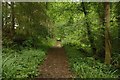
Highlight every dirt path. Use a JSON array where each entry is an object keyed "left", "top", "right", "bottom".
[{"left": 38, "top": 42, "right": 73, "bottom": 78}]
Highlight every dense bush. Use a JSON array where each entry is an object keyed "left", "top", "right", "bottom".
[
  {"left": 2, "top": 48, "right": 46, "bottom": 78},
  {"left": 64, "top": 45, "right": 118, "bottom": 78}
]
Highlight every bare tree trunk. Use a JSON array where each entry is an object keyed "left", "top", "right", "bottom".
[{"left": 104, "top": 2, "right": 111, "bottom": 64}]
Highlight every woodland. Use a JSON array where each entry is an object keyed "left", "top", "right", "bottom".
[{"left": 2, "top": 2, "right": 120, "bottom": 79}]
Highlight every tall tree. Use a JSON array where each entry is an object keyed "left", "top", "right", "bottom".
[
  {"left": 93, "top": 3, "right": 105, "bottom": 59},
  {"left": 104, "top": 2, "right": 111, "bottom": 64},
  {"left": 81, "top": 2, "right": 97, "bottom": 55}
]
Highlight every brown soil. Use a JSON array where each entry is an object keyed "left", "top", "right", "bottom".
[{"left": 38, "top": 42, "right": 73, "bottom": 78}]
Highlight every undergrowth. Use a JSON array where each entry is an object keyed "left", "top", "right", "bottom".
[
  {"left": 2, "top": 48, "right": 46, "bottom": 79},
  {"left": 64, "top": 45, "right": 119, "bottom": 78}
]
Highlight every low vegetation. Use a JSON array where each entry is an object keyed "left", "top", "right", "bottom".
[
  {"left": 64, "top": 45, "right": 119, "bottom": 78},
  {"left": 2, "top": 48, "right": 46, "bottom": 78}
]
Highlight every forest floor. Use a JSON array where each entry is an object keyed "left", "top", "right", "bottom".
[{"left": 38, "top": 41, "right": 73, "bottom": 78}]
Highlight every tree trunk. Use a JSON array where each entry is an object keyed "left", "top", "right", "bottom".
[
  {"left": 11, "top": 2, "right": 15, "bottom": 40},
  {"left": 116, "top": 2, "right": 120, "bottom": 53},
  {"left": 118, "top": 15, "right": 120, "bottom": 53},
  {"left": 81, "top": 2, "right": 97, "bottom": 55},
  {"left": 96, "top": 3, "right": 105, "bottom": 59},
  {"left": 5, "top": 2, "right": 8, "bottom": 28},
  {"left": 104, "top": 2, "right": 111, "bottom": 64}
]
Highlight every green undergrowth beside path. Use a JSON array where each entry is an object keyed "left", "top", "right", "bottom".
[
  {"left": 2, "top": 48, "right": 46, "bottom": 78},
  {"left": 64, "top": 45, "right": 119, "bottom": 78}
]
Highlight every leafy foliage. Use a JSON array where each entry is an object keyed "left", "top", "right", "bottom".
[
  {"left": 2, "top": 2, "right": 120, "bottom": 79},
  {"left": 64, "top": 45, "right": 118, "bottom": 78},
  {"left": 2, "top": 48, "right": 45, "bottom": 78}
]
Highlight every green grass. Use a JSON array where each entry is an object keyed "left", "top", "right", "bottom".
[
  {"left": 2, "top": 48, "right": 46, "bottom": 78},
  {"left": 64, "top": 45, "right": 118, "bottom": 78}
]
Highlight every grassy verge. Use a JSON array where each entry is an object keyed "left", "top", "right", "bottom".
[
  {"left": 2, "top": 48, "right": 46, "bottom": 79},
  {"left": 64, "top": 45, "right": 118, "bottom": 78}
]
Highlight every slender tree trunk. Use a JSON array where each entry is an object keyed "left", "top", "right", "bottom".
[
  {"left": 81, "top": 2, "right": 97, "bottom": 55},
  {"left": 104, "top": 2, "right": 111, "bottom": 64},
  {"left": 5, "top": 2, "right": 7, "bottom": 28},
  {"left": 2, "top": 2, "right": 9, "bottom": 37},
  {"left": 2, "top": 3, "right": 8, "bottom": 31},
  {"left": 2, "top": 3, "right": 4, "bottom": 29},
  {"left": 11, "top": 2, "right": 15, "bottom": 40},
  {"left": 97, "top": 3, "right": 105, "bottom": 59},
  {"left": 118, "top": 16, "right": 120, "bottom": 53},
  {"left": 116, "top": 2, "right": 120, "bottom": 53}
]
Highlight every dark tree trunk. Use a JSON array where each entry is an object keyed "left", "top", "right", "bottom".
[
  {"left": 116, "top": 2, "right": 120, "bottom": 53},
  {"left": 96, "top": 3, "right": 105, "bottom": 59},
  {"left": 5, "top": 2, "right": 8, "bottom": 28},
  {"left": 118, "top": 16, "right": 120, "bottom": 52},
  {"left": 11, "top": 2, "right": 15, "bottom": 40},
  {"left": 81, "top": 2, "right": 97, "bottom": 55}
]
